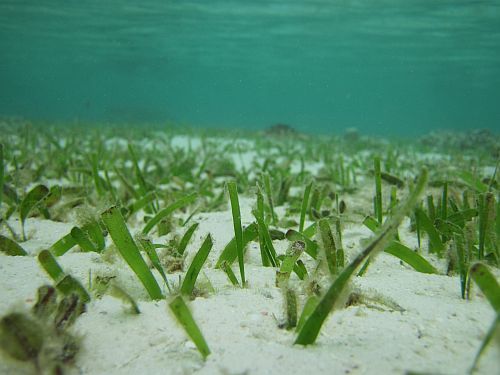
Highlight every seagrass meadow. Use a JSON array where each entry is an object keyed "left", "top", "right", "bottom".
[{"left": 0, "top": 121, "right": 499, "bottom": 375}]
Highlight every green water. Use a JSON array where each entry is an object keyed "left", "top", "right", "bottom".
[{"left": 1, "top": 1, "right": 499, "bottom": 136}]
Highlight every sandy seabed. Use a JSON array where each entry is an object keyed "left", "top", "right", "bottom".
[{"left": 0, "top": 130, "right": 498, "bottom": 375}]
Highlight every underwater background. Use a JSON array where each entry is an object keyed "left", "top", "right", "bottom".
[{"left": 0, "top": 0, "right": 499, "bottom": 136}]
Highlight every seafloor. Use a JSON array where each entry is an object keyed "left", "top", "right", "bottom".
[{"left": 0, "top": 121, "right": 499, "bottom": 375}]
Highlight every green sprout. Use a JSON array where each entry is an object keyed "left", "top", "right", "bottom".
[
  {"left": 19, "top": 184, "right": 50, "bottom": 241},
  {"left": 101, "top": 206, "right": 163, "bottom": 300},
  {"left": 299, "top": 181, "right": 313, "bottom": 233},
  {"left": 180, "top": 234, "right": 213, "bottom": 296},
  {"left": 227, "top": 181, "right": 245, "bottom": 286},
  {"left": 374, "top": 156, "right": 383, "bottom": 224},
  {"left": 168, "top": 295, "right": 211, "bottom": 359},
  {"left": 177, "top": 223, "right": 199, "bottom": 256},
  {"left": 142, "top": 193, "right": 197, "bottom": 235},
  {"left": 0, "top": 234, "right": 27, "bottom": 256},
  {"left": 468, "top": 262, "right": 500, "bottom": 372}
]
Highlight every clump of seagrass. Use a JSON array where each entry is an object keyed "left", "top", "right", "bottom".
[
  {"left": 0, "top": 285, "right": 85, "bottom": 374},
  {"left": 295, "top": 168, "right": 428, "bottom": 345}
]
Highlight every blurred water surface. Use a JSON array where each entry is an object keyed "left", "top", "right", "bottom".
[{"left": 1, "top": 1, "right": 499, "bottom": 135}]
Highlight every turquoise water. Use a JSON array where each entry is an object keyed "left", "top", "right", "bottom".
[{"left": 1, "top": 1, "right": 499, "bottom": 136}]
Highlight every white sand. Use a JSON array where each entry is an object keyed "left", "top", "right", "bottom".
[{"left": 0, "top": 136, "right": 498, "bottom": 375}]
